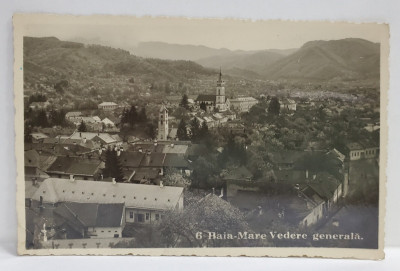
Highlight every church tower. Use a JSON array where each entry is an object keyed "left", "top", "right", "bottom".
[
  {"left": 157, "top": 104, "right": 169, "bottom": 140},
  {"left": 215, "top": 68, "right": 226, "bottom": 111}
]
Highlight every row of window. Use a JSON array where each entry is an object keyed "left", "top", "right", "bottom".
[{"left": 128, "top": 211, "right": 160, "bottom": 222}]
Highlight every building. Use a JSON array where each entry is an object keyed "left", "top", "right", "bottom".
[
  {"left": 157, "top": 105, "right": 169, "bottom": 141},
  {"left": 230, "top": 97, "right": 258, "bottom": 112},
  {"left": 32, "top": 178, "right": 184, "bottom": 224},
  {"left": 98, "top": 102, "right": 118, "bottom": 111},
  {"left": 280, "top": 98, "right": 297, "bottom": 111},
  {"left": 346, "top": 142, "right": 379, "bottom": 161},
  {"left": 53, "top": 202, "right": 125, "bottom": 239},
  {"left": 69, "top": 132, "right": 121, "bottom": 146},
  {"left": 196, "top": 70, "right": 230, "bottom": 112},
  {"left": 45, "top": 156, "right": 103, "bottom": 181}
]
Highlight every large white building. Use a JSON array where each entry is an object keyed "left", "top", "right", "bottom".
[
  {"left": 32, "top": 178, "right": 184, "bottom": 225},
  {"left": 230, "top": 97, "right": 258, "bottom": 112}
]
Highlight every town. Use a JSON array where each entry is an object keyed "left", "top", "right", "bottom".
[{"left": 23, "top": 37, "right": 380, "bottom": 249}]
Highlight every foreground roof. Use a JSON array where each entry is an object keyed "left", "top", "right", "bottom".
[{"left": 32, "top": 178, "right": 184, "bottom": 211}]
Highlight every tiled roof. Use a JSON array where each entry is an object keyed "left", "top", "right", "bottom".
[
  {"left": 46, "top": 156, "right": 101, "bottom": 176},
  {"left": 32, "top": 178, "right": 184, "bottom": 211}
]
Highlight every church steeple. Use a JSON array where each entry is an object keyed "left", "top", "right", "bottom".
[
  {"left": 157, "top": 104, "right": 169, "bottom": 140},
  {"left": 215, "top": 68, "right": 226, "bottom": 111}
]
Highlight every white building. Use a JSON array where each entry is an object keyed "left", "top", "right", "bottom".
[
  {"left": 98, "top": 102, "right": 118, "bottom": 111},
  {"left": 230, "top": 97, "right": 258, "bottom": 112},
  {"left": 32, "top": 178, "right": 184, "bottom": 225}
]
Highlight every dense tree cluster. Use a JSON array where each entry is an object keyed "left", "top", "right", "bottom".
[{"left": 103, "top": 147, "right": 124, "bottom": 182}]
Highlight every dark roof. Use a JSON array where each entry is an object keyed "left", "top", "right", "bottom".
[
  {"left": 196, "top": 94, "right": 216, "bottom": 103},
  {"left": 132, "top": 168, "right": 160, "bottom": 182},
  {"left": 223, "top": 166, "right": 253, "bottom": 180},
  {"left": 164, "top": 153, "right": 189, "bottom": 168},
  {"left": 120, "top": 152, "right": 145, "bottom": 168},
  {"left": 140, "top": 153, "right": 166, "bottom": 167},
  {"left": 96, "top": 204, "right": 125, "bottom": 227},
  {"left": 54, "top": 202, "right": 124, "bottom": 228},
  {"left": 46, "top": 156, "right": 101, "bottom": 176}
]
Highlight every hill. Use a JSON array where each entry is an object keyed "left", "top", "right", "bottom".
[
  {"left": 23, "top": 37, "right": 216, "bottom": 89},
  {"left": 132, "top": 41, "right": 234, "bottom": 61},
  {"left": 263, "top": 38, "right": 380, "bottom": 81},
  {"left": 196, "top": 50, "right": 284, "bottom": 77}
]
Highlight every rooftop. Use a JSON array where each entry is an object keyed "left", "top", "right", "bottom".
[{"left": 32, "top": 178, "right": 184, "bottom": 211}]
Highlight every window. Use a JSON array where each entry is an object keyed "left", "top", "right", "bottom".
[
  {"left": 129, "top": 211, "right": 133, "bottom": 219},
  {"left": 146, "top": 213, "right": 150, "bottom": 220},
  {"left": 155, "top": 214, "right": 160, "bottom": 220}
]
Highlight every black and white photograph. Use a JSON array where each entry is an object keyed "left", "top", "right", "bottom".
[{"left": 13, "top": 14, "right": 388, "bottom": 258}]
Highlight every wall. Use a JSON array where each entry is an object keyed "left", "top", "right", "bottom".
[{"left": 89, "top": 226, "right": 123, "bottom": 238}]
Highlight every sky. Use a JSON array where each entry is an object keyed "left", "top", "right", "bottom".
[{"left": 21, "top": 15, "right": 387, "bottom": 51}]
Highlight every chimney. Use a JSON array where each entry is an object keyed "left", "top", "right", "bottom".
[
  {"left": 306, "top": 170, "right": 309, "bottom": 179},
  {"left": 170, "top": 143, "right": 174, "bottom": 148},
  {"left": 112, "top": 178, "right": 116, "bottom": 184},
  {"left": 159, "top": 181, "right": 163, "bottom": 188},
  {"left": 69, "top": 175, "right": 75, "bottom": 182},
  {"left": 313, "top": 174, "right": 316, "bottom": 180},
  {"left": 212, "top": 187, "right": 215, "bottom": 194},
  {"left": 83, "top": 137, "right": 87, "bottom": 144},
  {"left": 98, "top": 148, "right": 102, "bottom": 155},
  {"left": 31, "top": 177, "right": 37, "bottom": 186},
  {"left": 117, "top": 150, "right": 121, "bottom": 156},
  {"left": 219, "top": 188, "right": 224, "bottom": 198}
]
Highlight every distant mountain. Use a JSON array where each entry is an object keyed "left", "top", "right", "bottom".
[
  {"left": 132, "top": 42, "right": 298, "bottom": 78},
  {"left": 132, "top": 41, "right": 235, "bottom": 61},
  {"left": 263, "top": 38, "right": 380, "bottom": 81},
  {"left": 196, "top": 50, "right": 285, "bottom": 77}
]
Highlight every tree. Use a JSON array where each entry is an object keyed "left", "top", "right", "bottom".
[
  {"left": 129, "top": 105, "right": 138, "bottom": 126},
  {"left": 103, "top": 147, "right": 124, "bottom": 182},
  {"left": 268, "top": 97, "right": 280, "bottom": 116},
  {"left": 35, "top": 110, "right": 49, "bottom": 127},
  {"left": 145, "top": 123, "right": 156, "bottom": 139},
  {"left": 189, "top": 117, "right": 200, "bottom": 141},
  {"left": 162, "top": 169, "right": 190, "bottom": 187},
  {"left": 158, "top": 192, "right": 251, "bottom": 247},
  {"left": 200, "top": 102, "right": 207, "bottom": 111},
  {"left": 54, "top": 80, "right": 69, "bottom": 93},
  {"left": 177, "top": 119, "right": 188, "bottom": 140},
  {"left": 49, "top": 109, "right": 66, "bottom": 127},
  {"left": 180, "top": 94, "right": 189, "bottom": 110},
  {"left": 138, "top": 107, "right": 147, "bottom": 123},
  {"left": 24, "top": 123, "right": 32, "bottom": 143},
  {"left": 78, "top": 120, "right": 87, "bottom": 132}
]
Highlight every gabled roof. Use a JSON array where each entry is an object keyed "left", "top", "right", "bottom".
[
  {"left": 120, "top": 152, "right": 145, "bottom": 168},
  {"left": 46, "top": 156, "right": 101, "bottom": 176},
  {"left": 164, "top": 154, "right": 189, "bottom": 168},
  {"left": 32, "top": 178, "right": 184, "bottom": 211},
  {"left": 54, "top": 202, "right": 124, "bottom": 228}
]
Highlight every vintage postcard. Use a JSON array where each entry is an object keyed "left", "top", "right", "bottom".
[{"left": 14, "top": 14, "right": 388, "bottom": 258}]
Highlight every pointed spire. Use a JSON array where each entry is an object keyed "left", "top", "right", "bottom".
[{"left": 219, "top": 67, "right": 222, "bottom": 81}]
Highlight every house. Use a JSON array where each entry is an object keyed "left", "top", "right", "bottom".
[
  {"left": 32, "top": 178, "right": 184, "bottom": 224},
  {"left": 24, "top": 150, "right": 55, "bottom": 179},
  {"left": 102, "top": 117, "right": 115, "bottom": 128},
  {"left": 280, "top": 98, "right": 297, "bottom": 111},
  {"left": 45, "top": 156, "right": 103, "bottom": 181},
  {"left": 30, "top": 132, "right": 48, "bottom": 143},
  {"left": 229, "top": 97, "right": 258, "bottom": 112},
  {"left": 53, "top": 202, "right": 125, "bottom": 239},
  {"left": 346, "top": 142, "right": 379, "bottom": 161},
  {"left": 65, "top": 111, "right": 82, "bottom": 120},
  {"left": 69, "top": 132, "right": 121, "bottom": 146},
  {"left": 98, "top": 102, "right": 118, "bottom": 111}
]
